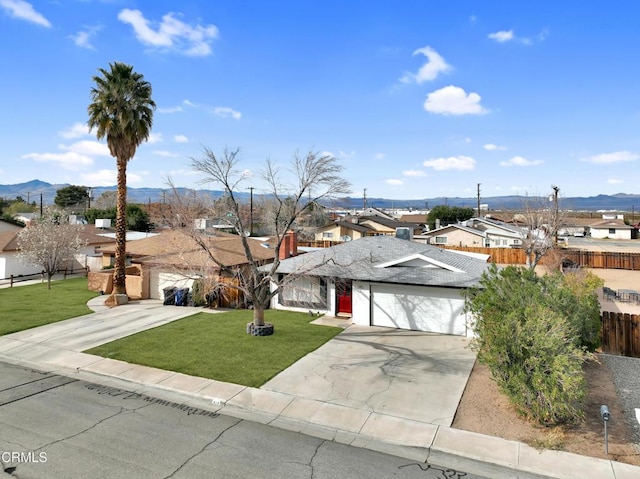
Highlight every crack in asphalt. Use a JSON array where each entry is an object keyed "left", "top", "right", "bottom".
[
  {"left": 163, "top": 419, "right": 243, "bottom": 479},
  {"left": 34, "top": 405, "right": 128, "bottom": 452},
  {"left": 308, "top": 439, "right": 326, "bottom": 479}
]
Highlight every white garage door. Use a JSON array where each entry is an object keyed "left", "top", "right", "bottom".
[{"left": 370, "top": 283, "right": 467, "bottom": 335}]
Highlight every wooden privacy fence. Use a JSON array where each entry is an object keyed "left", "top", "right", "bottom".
[
  {"left": 440, "top": 246, "right": 640, "bottom": 271},
  {"left": 601, "top": 311, "right": 640, "bottom": 358}
]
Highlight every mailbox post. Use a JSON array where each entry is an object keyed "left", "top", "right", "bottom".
[{"left": 600, "top": 405, "right": 610, "bottom": 454}]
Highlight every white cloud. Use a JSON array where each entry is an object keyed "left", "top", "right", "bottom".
[
  {"left": 80, "top": 169, "right": 143, "bottom": 186},
  {"left": 174, "top": 134, "right": 189, "bottom": 143},
  {"left": 59, "top": 140, "right": 110, "bottom": 157},
  {"left": 146, "top": 133, "right": 163, "bottom": 144},
  {"left": 423, "top": 155, "right": 476, "bottom": 171},
  {"left": 489, "top": 28, "right": 548, "bottom": 45},
  {"left": 581, "top": 151, "right": 640, "bottom": 164},
  {"left": 183, "top": 99, "right": 196, "bottom": 107},
  {"left": 402, "top": 170, "right": 427, "bottom": 177},
  {"left": 386, "top": 179, "right": 403, "bottom": 186},
  {"left": 153, "top": 150, "right": 180, "bottom": 157},
  {"left": 59, "top": 122, "right": 90, "bottom": 139},
  {"left": 424, "top": 85, "right": 488, "bottom": 115},
  {"left": 400, "top": 46, "right": 452, "bottom": 84},
  {"left": 488, "top": 30, "right": 514, "bottom": 43},
  {"left": 0, "top": 0, "right": 50, "bottom": 27},
  {"left": 338, "top": 150, "right": 356, "bottom": 159},
  {"left": 483, "top": 143, "right": 507, "bottom": 151},
  {"left": 69, "top": 26, "right": 102, "bottom": 50},
  {"left": 213, "top": 106, "right": 242, "bottom": 120},
  {"left": 499, "top": 156, "right": 544, "bottom": 167},
  {"left": 608, "top": 178, "right": 624, "bottom": 185},
  {"left": 375, "top": 153, "right": 385, "bottom": 160},
  {"left": 158, "top": 105, "right": 184, "bottom": 113},
  {"left": 22, "top": 140, "right": 111, "bottom": 170},
  {"left": 22, "top": 151, "right": 93, "bottom": 170},
  {"left": 117, "top": 8, "right": 218, "bottom": 56}
]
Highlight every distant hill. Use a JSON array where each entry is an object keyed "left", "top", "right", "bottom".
[{"left": 2, "top": 180, "right": 640, "bottom": 212}]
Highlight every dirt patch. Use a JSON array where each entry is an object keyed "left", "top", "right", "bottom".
[{"left": 452, "top": 356, "right": 640, "bottom": 466}]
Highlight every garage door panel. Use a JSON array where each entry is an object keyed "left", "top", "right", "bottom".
[{"left": 371, "top": 284, "right": 466, "bottom": 335}]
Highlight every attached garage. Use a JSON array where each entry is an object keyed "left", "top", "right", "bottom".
[
  {"left": 269, "top": 236, "right": 489, "bottom": 337},
  {"left": 370, "top": 283, "right": 467, "bottom": 335}
]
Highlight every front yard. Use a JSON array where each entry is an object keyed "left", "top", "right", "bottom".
[
  {"left": 0, "top": 278, "right": 99, "bottom": 335},
  {"left": 86, "top": 310, "right": 343, "bottom": 387}
]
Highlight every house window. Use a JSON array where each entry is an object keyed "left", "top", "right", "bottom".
[
  {"left": 609, "top": 228, "right": 616, "bottom": 235},
  {"left": 278, "top": 276, "right": 327, "bottom": 309},
  {"left": 513, "top": 239, "right": 521, "bottom": 245},
  {"left": 434, "top": 236, "right": 447, "bottom": 244},
  {"left": 322, "top": 232, "right": 334, "bottom": 238},
  {"left": 484, "top": 239, "right": 491, "bottom": 247}
]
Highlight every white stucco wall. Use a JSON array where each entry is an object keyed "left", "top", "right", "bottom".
[
  {"left": 590, "top": 227, "right": 631, "bottom": 240},
  {"left": 1, "top": 252, "right": 43, "bottom": 279},
  {"left": 269, "top": 278, "right": 333, "bottom": 315},
  {"left": 351, "top": 281, "right": 371, "bottom": 326},
  {"left": 150, "top": 269, "right": 196, "bottom": 300}
]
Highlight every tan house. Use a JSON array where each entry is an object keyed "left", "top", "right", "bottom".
[
  {"left": 92, "top": 229, "right": 276, "bottom": 303},
  {"left": 315, "top": 216, "right": 422, "bottom": 242}
]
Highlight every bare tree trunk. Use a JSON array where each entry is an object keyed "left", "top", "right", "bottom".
[
  {"left": 252, "top": 305, "right": 265, "bottom": 326},
  {"left": 113, "top": 157, "right": 128, "bottom": 296}
]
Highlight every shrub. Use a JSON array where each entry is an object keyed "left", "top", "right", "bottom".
[{"left": 466, "top": 265, "right": 597, "bottom": 426}]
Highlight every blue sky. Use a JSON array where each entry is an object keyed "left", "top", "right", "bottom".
[{"left": 2, "top": 1, "right": 640, "bottom": 201}]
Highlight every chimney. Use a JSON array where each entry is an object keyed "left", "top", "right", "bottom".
[
  {"left": 279, "top": 234, "right": 291, "bottom": 260},
  {"left": 279, "top": 231, "right": 298, "bottom": 260},
  {"left": 435, "top": 218, "right": 441, "bottom": 229},
  {"left": 289, "top": 230, "right": 298, "bottom": 257}
]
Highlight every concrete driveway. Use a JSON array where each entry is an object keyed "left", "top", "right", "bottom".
[{"left": 261, "top": 325, "right": 477, "bottom": 427}]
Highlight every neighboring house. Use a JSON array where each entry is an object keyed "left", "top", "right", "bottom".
[
  {"left": 0, "top": 226, "right": 113, "bottom": 280},
  {"left": 358, "top": 216, "right": 422, "bottom": 236},
  {"left": 0, "top": 219, "right": 22, "bottom": 233},
  {"left": 314, "top": 220, "right": 373, "bottom": 242},
  {"left": 95, "top": 229, "right": 276, "bottom": 301},
  {"left": 421, "top": 217, "right": 522, "bottom": 248},
  {"left": 268, "top": 235, "right": 489, "bottom": 336},
  {"left": 398, "top": 214, "right": 428, "bottom": 228},
  {"left": 420, "top": 224, "right": 486, "bottom": 247},
  {"left": 589, "top": 219, "right": 633, "bottom": 240},
  {"left": 360, "top": 207, "right": 394, "bottom": 220}
]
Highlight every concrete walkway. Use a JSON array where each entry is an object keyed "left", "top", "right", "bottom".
[{"left": 0, "top": 297, "right": 638, "bottom": 479}]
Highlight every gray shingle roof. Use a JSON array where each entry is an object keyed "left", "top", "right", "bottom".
[{"left": 270, "top": 235, "right": 489, "bottom": 288}]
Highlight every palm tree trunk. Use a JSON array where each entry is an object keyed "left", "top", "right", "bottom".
[{"left": 113, "top": 157, "right": 128, "bottom": 296}]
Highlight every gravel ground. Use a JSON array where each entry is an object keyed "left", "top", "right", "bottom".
[{"left": 601, "top": 354, "right": 640, "bottom": 444}]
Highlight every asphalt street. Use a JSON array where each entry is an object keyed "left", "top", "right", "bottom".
[{"left": 0, "top": 361, "right": 486, "bottom": 479}]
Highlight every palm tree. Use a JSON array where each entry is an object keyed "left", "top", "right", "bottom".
[{"left": 88, "top": 62, "right": 155, "bottom": 300}]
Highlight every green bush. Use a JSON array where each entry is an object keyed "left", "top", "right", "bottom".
[{"left": 466, "top": 265, "right": 598, "bottom": 426}]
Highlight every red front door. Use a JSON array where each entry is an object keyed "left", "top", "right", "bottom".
[{"left": 336, "top": 280, "right": 352, "bottom": 315}]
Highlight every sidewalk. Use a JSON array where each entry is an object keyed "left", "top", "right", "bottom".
[{"left": 0, "top": 297, "right": 638, "bottom": 479}]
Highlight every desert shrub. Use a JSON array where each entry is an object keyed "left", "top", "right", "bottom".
[{"left": 466, "top": 265, "right": 597, "bottom": 425}]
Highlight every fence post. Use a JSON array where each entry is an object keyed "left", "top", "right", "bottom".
[{"left": 10, "top": 275, "right": 14, "bottom": 287}]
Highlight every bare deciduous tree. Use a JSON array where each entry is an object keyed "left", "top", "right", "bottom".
[
  {"left": 516, "top": 188, "right": 563, "bottom": 270},
  {"left": 169, "top": 148, "right": 350, "bottom": 332},
  {"left": 17, "top": 208, "right": 87, "bottom": 289}
]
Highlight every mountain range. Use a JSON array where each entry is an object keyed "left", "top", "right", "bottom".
[{"left": 2, "top": 179, "right": 640, "bottom": 212}]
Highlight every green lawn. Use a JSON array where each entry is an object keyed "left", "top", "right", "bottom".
[
  {"left": 86, "top": 310, "right": 343, "bottom": 387},
  {"left": 0, "top": 277, "right": 99, "bottom": 335}
]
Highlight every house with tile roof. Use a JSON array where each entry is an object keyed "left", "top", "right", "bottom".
[{"left": 267, "top": 235, "right": 489, "bottom": 336}]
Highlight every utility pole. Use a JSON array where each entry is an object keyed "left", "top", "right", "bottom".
[
  {"left": 477, "top": 183, "right": 481, "bottom": 218},
  {"left": 248, "top": 187, "right": 254, "bottom": 236},
  {"left": 363, "top": 188, "right": 367, "bottom": 210},
  {"left": 552, "top": 185, "right": 560, "bottom": 245}
]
